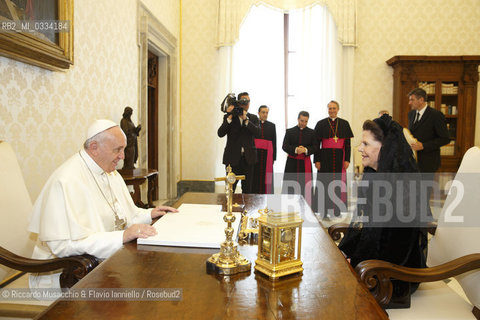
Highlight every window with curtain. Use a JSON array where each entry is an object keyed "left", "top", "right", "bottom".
[{"left": 232, "top": 3, "right": 339, "bottom": 188}]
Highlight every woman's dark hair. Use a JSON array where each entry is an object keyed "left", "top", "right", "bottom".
[
  {"left": 362, "top": 120, "right": 384, "bottom": 144},
  {"left": 364, "top": 114, "right": 418, "bottom": 173}
]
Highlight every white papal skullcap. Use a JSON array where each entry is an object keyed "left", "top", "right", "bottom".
[{"left": 86, "top": 119, "right": 118, "bottom": 140}]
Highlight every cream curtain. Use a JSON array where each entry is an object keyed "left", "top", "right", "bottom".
[
  {"left": 219, "top": 4, "right": 355, "bottom": 187},
  {"left": 216, "top": 0, "right": 357, "bottom": 47},
  {"left": 215, "top": 1, "right": 357, "bottom": 184},
  {"left": 285, "top": 5, "right": 341, "bottom": 128}
]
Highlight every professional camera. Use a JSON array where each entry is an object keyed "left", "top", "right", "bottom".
[{"left": 220, "top": 93, "right": 249, "bottom": 117}]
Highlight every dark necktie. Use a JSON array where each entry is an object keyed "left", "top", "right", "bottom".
[{"left": 414, "top": 112, "right": 420, "bottom": 124}]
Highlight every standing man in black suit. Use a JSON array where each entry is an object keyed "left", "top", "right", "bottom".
[
  {"left": 408, "top": 88, "right": 450, "bottom": 203},
  {"left": 408, "top": 88, "right": 450, "bottom": 173},
  {"left": 218, "top": 92, "right": 260, "bottom": 193}
]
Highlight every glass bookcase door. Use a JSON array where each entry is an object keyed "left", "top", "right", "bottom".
[
  {"left": 388, "top": 55, "right": 480, "bottom": 172},
  {"left": 419, "top": 81, "right": 457, "bottom": 157},
  {"left": 419, "top": 81, "right": 436, "bottom": 109},
  {"left": 440, "top": 82, "right": 458, "bottom": 157}
]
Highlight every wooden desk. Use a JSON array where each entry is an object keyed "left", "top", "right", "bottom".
[
  {"left": 36, "top": 193, "right": 387, "bottom": 319},
  {"left": 117, "top": 168, "right": 158, "bottom": 208}
]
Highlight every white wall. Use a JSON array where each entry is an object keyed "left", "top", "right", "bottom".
[
  {"left": 0, "top": 0, "right": 180, "bottom": 200},
  {"left": 179, "top": 0, "right": 480, "bottom": 181},
  {"left": 141, "top": 0, "right": 180, "bottom": 40},
  {"left": 352, "top": 0, "right": 480, "bottom": 147},
  {"left": 181, "top": 0, "right": 223, "bottom": 181}
]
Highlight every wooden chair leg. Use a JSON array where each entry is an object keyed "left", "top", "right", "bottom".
[{"left": 472, "top": 306, "right": 480, "bottom": 320}]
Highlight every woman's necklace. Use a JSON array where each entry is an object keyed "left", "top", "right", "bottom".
[
  {"left": 79, "top": 152, "right": 127, "bottom": 230},
  {"left": 328, "top": 118, "right": 339, "bottom": 142}
]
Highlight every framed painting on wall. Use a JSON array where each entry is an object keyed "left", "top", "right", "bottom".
[{"left": 0, "top": 0, "right": 73, "bottom": 70}]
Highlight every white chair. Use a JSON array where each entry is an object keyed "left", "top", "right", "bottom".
[
  {"left": 0, "top": 141, "right": 98, "bottom": 318},
  {"left": 355, "top": 146, "right": 480, "bottom": 319}
]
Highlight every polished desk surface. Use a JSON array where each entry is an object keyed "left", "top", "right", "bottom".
[
  {"left": 117, "top": 168, "right": 158, "bottom": 181},
  {"left": 37, "top": 193, "right": 387, "bottom": 320}
]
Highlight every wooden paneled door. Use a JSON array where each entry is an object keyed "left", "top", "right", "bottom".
[{"left": 147, "top": 50, "right": 159, "bottom": 201}]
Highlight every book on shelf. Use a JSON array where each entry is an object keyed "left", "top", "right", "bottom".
[
  {"left": 440, "top": 141, "right": 455, "bottom": 156},
  {"left": 419, "top": 82, "right": 435, "bottom": 94},
  {"left": 447, "top": 122, "right": 456, "bottom": 138},
  {"left": 441, "top": 83, "right": 458, "bottom": 94},
  {"left": 441, "top": 104, "right": 447, "bottom": 114},
  {"left": 440, "top": 104, "right": 458, "bottom": 115}
]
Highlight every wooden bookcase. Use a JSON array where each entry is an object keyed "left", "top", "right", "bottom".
[{"left": 387, "top": 56, "right": 480, "bottom": 172}]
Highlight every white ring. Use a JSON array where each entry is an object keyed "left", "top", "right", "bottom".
[{"left": 138, "top": 229, "right": 141, "bottom": 234}]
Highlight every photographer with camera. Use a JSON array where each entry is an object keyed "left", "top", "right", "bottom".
[{"left": 218, "top": 92, "right": 260, "bottom": 193}]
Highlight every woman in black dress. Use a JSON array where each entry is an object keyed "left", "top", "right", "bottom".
[{"left": 339, "top": 114, "right": 431, "bottom": 308}]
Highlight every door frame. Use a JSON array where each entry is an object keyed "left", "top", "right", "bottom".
[{"left": 137, "top": 3, "right": 178, "bottom": 200}]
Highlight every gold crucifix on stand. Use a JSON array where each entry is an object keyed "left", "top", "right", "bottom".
[{"left": 206, "top": 165, "right": 251, "bottom": 275}]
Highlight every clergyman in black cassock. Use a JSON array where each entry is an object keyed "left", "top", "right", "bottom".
[
  {"left": 313, "top": 101, "right": 353, "bottom": 217},
  {"left": 252, "top": 106, "right": 277, "bottom": 194},
  {"left": 282, "top": 111, "right": 317, "bottom": 204}
]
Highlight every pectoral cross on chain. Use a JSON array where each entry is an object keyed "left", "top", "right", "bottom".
[{"left": 114, "top": 216, "right": 127, "bottom": 231}]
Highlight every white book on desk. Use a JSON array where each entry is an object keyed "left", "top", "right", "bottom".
[{"left": 137, "top": 203, "right": 241, "bottom": 248}]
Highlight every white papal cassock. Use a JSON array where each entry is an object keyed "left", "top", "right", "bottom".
[{"left": 28, "top": 149, "right": 152, "bottom": 289}]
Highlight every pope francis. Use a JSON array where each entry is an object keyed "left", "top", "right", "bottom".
[{"left": 28, "top": 119, "right": 178, "bottom": 289}]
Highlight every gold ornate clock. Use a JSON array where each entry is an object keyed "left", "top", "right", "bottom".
[{"left": 255, "top": 211, "right": 303, "bottom": 280}]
